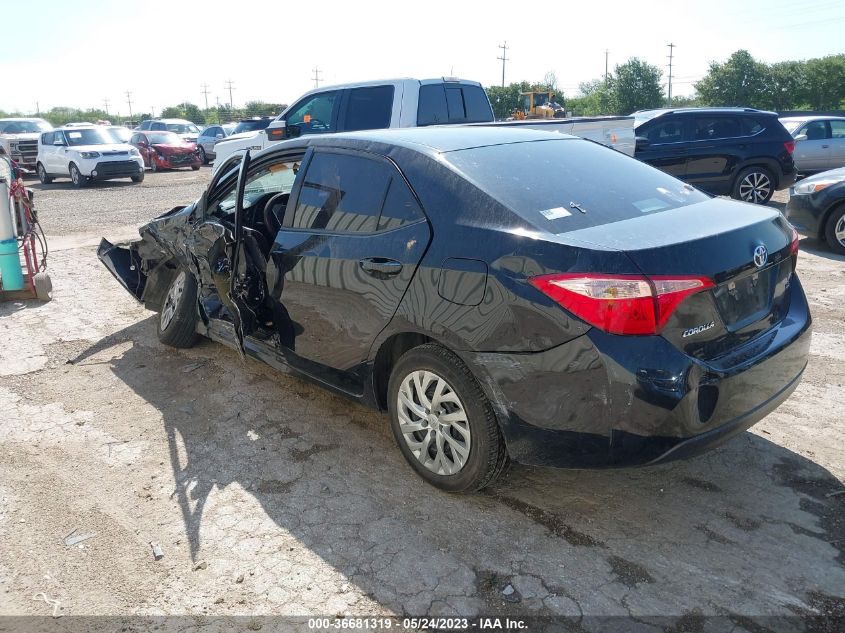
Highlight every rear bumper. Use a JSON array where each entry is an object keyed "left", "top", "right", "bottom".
[{"left": 466, "top": 276, "right": 812, "bottom": 469}]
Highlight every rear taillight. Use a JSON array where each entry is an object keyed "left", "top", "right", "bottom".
[
  {"left": 784, "top": 140, "right": 796, "bottom": 154},
  {"left": 790, "top": 226, "right": 799, "bottom": 256},
  {"left": 529, "top": 273, "right": 715, "bottom": 336}
]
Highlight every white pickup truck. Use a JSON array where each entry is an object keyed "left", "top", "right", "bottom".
[{"left": 212, "top": 78, "right": 635, "bottom": 172}]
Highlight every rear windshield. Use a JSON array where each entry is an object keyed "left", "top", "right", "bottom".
[
  {"left": 444, "top": 139, "right": 708, "bottom": 233},
  {"left": 417, "top": 84, "right": 493, "bottom": 126}
]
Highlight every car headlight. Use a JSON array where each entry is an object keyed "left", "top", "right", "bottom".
[
  {"left": 793, "top": 178, "right": 843, "bottom": 194},
  {"left": 79, "top": 151, "right": 101, "bottom": 159},
  {"left": 129, "top": 148, "right": 140, "bottom": 156}
]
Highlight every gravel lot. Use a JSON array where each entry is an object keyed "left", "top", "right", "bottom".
[{"left": 1, "top": 169, "right": 844, "bottom": 629}]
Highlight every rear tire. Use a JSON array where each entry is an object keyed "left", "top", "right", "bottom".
[
  {"left": 37, "top": 163, "right": 52, "bottom": 184},
  {"left": 191, "top": 164, "right": 200, "bottom": 171},
  {"left": 198, "top": 146, "right": 207, "bottom": 164},
  {"left": 156, "top": 269, "right": 199, "bottom": 348},
  {"left": 824, "top": 205, "right": 845, "bottom": 255},
  {"left": 732, "top": 166, "right": 774, "bottom": 204},
  {"left": 387, "top": 343, "right": 508, "bottom": 492}
]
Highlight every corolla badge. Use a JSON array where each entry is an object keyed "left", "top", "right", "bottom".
[
  {"left": 753, "top": 245, "right": 768, "bottom": 268},
  {"left": 682, "top": 321, "right": 715, "bottom": 338}
]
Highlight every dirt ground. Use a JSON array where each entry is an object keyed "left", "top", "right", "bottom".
[{"left": 1, "top": 170, "right": 844, "bottom": 630}]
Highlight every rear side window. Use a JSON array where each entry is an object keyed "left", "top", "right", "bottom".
[
  {"left": 694, "top": 117, "right": 741, "bottom": 140},
  {"left": 741, "top": 118, "right": 765, "bottom": 136},
  {"left": 643, "top": 118, "right": 685, "bottom": 144},
  {"left": 830, "top": 120, "right": 845, "bottom": 138},
  {"left": 291, "top": 151, "right": 392, "bottom": 233},
  {"left": 343, "top": 85, "right": 394, "bottom": 131},
  {"left": 417, "top": 84, "right": 492, "bottom": 125},
  {"left": 444, "top": 139, "right": 709, "bottom": 234},
  {"left": 378, "top": 177, "right": 424, "bottom": 231}
]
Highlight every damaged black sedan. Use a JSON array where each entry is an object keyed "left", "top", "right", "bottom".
[{"left": 99, "top": 127, "right": 811, "bottom": 491}]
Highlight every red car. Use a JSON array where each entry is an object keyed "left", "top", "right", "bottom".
[{"left": 129, "top": 131, "right": 201, "bottom": 172}]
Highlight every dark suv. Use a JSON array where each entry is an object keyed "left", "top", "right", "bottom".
[{"left": 634, "top": 108, "right": 797, "bottom": 204}]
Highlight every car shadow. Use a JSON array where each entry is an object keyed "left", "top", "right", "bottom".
[
  {"left": 70, "top": 318, "right": 845, "bottom": 619},
  {"left": 798, "top": 237, "right": 845, "bottom": 263},
  {"left": 27, "top": 180, "right": 139, "bottom": 192}
]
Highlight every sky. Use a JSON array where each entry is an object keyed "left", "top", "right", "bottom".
[{"left": 1, "top": 0, "right": 843, "bottom": 115}]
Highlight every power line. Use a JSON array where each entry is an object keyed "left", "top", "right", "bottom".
[
  {"left": 312, "top": 67, "right": 322, "bottom": 88},
  {"left": 497, "top": 41, "right": 509, "bottom": 88},
  {"left": 224, "top": 80, "right": 235, "bottom": 108},
  {"left": 200, "top": 83, "right": 210, "bottom": 111},
  {"left": 667, "top": 43, "right": 676, "bottom": 106}
]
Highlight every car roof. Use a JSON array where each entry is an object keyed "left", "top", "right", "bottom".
[
  {"left": 304, "top": 126, "right": 576, "bottom": 154},
  {"left": 779, "top": 115, "right": 845, "bottom": 122},
  {"left": 635, "top": 107, "right": 777, "bottom": 117}
]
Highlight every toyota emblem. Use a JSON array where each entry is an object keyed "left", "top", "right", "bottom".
[{"left": 753, "top": 245, "right": 768, "bottom": 268}]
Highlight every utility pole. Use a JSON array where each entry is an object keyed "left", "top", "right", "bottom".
[
  {"left": 151, "top": 106, "right": 155, "bottom": 118},
  {"left": 224, "top": 80, "right": 235, "bottom": 109},
  {"left": 497, "top": 41, "right": 509, "bottom": 87},
  {"left": 125, "top": 90, "right": 133, "bottom": 123},
  {"left": 36, "top": 101, "right": 40, "bottom": 116},
  {"left": 604, "top": 49, "right": 609, "bottom": 88},
  {"left": 667, "top": 43, "right": 675, "bottom": 106},
  {"left": 200, "top": 82, "right": 210, "bottom": 111},
  {"left": 103, "top": 98, "right": 110, "bottom": 116},
  {"left": 312, "top": 67, "right": 322, "bottom": 88}
]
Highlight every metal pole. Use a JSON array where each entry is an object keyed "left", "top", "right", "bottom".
[{"left": 667, "top": 43, "right": 675, "bottom": 106}]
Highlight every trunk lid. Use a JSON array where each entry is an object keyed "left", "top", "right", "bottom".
[{"left": 561, "top": 198, "right": 795, "bottom": 360}]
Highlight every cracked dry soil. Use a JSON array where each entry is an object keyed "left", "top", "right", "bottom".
[{"left": 0, "top": 180, "right": 844, "bottom": 629}]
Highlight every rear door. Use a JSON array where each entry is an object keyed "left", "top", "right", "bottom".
[
  {"left": 272, "top": 148, "right": 430, "bottom": 374},
  {"left": 794, "top": 120, "right": 831, "bottom": 172},
  {"left": 635, "top": 115, "right": 690, "bottom": 178},
  {"left": 338, "top": 85, "right": 395, "bottom": 132},
  {"left": 685, "top": 115, "right": 744, "bottom": 191}
]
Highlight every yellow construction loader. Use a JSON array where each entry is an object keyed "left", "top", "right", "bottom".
[{"left": 512, "top": 91, "right": 566, "bottom": 120}]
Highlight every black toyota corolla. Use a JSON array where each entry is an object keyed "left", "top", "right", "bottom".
[{"left": 99, "top": 127, "right": 812, "bottom": 492}]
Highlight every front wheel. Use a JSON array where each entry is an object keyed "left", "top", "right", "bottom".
[
  {"left": 150, "top": 157, "right": 159, "bottom": 172},
  {"left": 824, "top": 205, "right": 845, "bottom": 255},
  {"left": 198, "top": 146, "right": 207, "bottom": 164},
  {"left": 156, "top": 269, "right": 199, "bottom": 348},
  {"left": 732, "top": 166, "right": 774, "bottom": 204},
  {"left": 191, "top": 164, "right": 200, "bottom": 171},
  {"left": 387, "top": 344, "right": 508, "bottom": 492},
  {"left": 69, "top": 163, "right": 87, "bottom": 188},
  {"left": 37, "top": 163, "right": 52, "bottom": 184},
  {"left": 131, "top": 171, "right": 144, "bottom": 183}
]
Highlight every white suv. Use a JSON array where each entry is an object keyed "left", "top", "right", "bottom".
[
  {"left": 0, "top": 118, "right": 53, "bottom": 172},
  {"left": 36, "top": 126, "right": 145, "bottom": 187}
]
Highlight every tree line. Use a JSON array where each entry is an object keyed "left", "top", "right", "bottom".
[
  {"left": 486, "top": 50, "right": 845, "bottom": 118},
  {"left": 0, "top": 101, "right": 287, "bottom": 127}
]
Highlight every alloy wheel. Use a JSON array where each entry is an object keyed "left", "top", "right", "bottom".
[
  {"left": 835, "top": 215, "right": 845, "bottom": 248},
  {"left": 160, "top": 271, "right": 186, "bottom": 331},
  {"left": 738, "top": 171, "right": 772, "bottom": 204},
  {"left": 70, "top": 165, "right": 81, "bottom": 185},
  {"left": 396, "top": 370, "right": 471, "bottom": 476}
]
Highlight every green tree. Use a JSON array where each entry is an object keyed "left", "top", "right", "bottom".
[
  {"left": 612, "top": 58, "right": 664, "bottom": 114},
  {"left": 804, "top": 54, "right": 845, "bottom": 110},
  {"left": 765, "top": 60, "right": 807, "bottom": 111},
  {"left": 242, "top": 101, "right": 287, "bottom": 117},
  {"left": 695, "top": 50, "right": 769, "bottom": 107},
  {"left": 485, "top": 81, "right": 531, "bottom": 120},
  {"left": 160, "top": 102, "right": 205, "bottom": 124},
  {"left": 572, "top": 78, "right": 614, "bottom": 116}
]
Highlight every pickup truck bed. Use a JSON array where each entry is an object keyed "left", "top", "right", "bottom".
[{"left": 477, "top": 116, "right": 636, "bottom": 156}]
